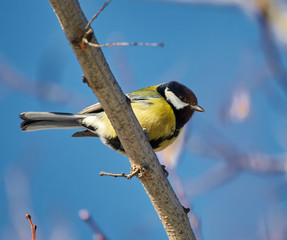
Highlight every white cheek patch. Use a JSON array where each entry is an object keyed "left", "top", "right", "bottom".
[{"left": 165, "top": 88, "right": 189, "bottom": 110}]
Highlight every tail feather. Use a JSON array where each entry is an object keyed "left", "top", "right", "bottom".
[
  {"left": 72, "top": 130, "right": 98, "bottom": 137},
  {"left": 20, "top": 112, "right": 86, "bottom": 132},
  {"left": 20, "top": 112, "right": 84, "bottom": 121}
]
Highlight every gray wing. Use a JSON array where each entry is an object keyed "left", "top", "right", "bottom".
[
  {"left": 79, "top": 95, "right": 153, "bottom": 115},
  {"left": 79, "top": 94, "right": 160, "bottom": 114},
  {"left": 128, "top": 94, "right": 161, "bottom": 105},
  {"left": 79, "top": 102, "right": 103, "bottom": 114},
  {"left": 79, "top": 95, "right": 133, "bottom": 114}
]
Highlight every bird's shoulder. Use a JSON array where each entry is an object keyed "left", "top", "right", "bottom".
[{"left": 128, "top": 85, "right": 163, "bottom": 101}]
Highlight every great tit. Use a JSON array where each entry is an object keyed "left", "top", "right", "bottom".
[{"left": 20, "top": 81, "right": 204, "bottom": 154}]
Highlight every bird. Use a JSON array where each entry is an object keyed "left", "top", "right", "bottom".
[{"left": 20, "top": 81, "right": 204, "bottom": 154}]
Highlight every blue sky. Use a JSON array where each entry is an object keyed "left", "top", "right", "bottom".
[{"left": 1, "top": 0, "right": 287, "bottom": 239}]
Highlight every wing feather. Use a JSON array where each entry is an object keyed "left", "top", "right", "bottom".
[
  {"left": 79, "top": 102, "right": 103, "bottom": 114},
  {"left": 79, "top": 87, "right": 161, "bottom": 113}
]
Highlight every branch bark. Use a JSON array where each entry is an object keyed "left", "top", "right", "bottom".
[{"left": 48, "top": 1, "right": 196, "bottom": 239}]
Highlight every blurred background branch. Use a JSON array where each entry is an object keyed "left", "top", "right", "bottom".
[{"left": 2, "top": 0, "right": 287, "bottom": 239}]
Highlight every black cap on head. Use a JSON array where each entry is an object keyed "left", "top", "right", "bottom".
[
  {"left": 158, "top": 81, "right": 204, "bottom": 112},
  {"left": 166, "top": 81, "right": 198, "bottom": 105}
]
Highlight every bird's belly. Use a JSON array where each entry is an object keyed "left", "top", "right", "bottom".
[
  {"left": 133, "top": 101, "right": 177, "bottom": 152},
  {"left": 82, "top": 100, "right": 177, "bottom": 153}
]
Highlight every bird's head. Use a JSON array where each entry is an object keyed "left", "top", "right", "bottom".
[{"left": 160, "top": 81, "right": 205, "bottom": 113}]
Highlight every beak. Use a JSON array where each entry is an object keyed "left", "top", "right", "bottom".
[{"left": 191, "top": 104, "right": 205, "bottom": 112}]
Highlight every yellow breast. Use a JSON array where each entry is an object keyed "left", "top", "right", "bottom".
[
  {"left": 131, "top": 97, "right": 177, "bottom": 151},
  {"left": 96, "top": 86, "right": 178, "bottom": 152}
]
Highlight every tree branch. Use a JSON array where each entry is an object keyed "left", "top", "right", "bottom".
[
  {"left": 26, "top": 214, "right": 37, "bottom": 240},
  {"left": 48, "top": 1, "right": 196, "bottom": 239}
]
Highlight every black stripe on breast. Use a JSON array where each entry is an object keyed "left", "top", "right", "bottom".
[
  {"left": 106, "top": 137, "right": 125, "bottom": 152},
  {"left": 106, "top": 129, "right": 180, "bottom": 153},
  {"left": 149, "top": 128, "right": 180, "bottom": 149}
]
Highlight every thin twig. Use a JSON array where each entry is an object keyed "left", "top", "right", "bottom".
[
  {"left": 258, "top": 9, "right": 287, "bottom": 94},
  {"left": 0, "top": 62, "right": 91, "bottom": 109},
  {"left": 26, "top": 214, "right": 37, "bottom": 240},
  {"left": 85, "top": 41, "right": 164, "bottom": 48},
  {"left": 85, "top": 0, "right": 111, "bottom": 30},
  {"left": 79, "top": 209, "right": 109, "bottom": 240},
  {"left": 82, "top": 0, "right": 164, "bottom": 50},
  {"left": 99, "top": 168, "right": 140, "bottom": 179}
]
